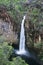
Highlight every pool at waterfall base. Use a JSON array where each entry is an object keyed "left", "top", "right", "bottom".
[{"left": 11, "top": 49, "right": 41, "bottom": 65}]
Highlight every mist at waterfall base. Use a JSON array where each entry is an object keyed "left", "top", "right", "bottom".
[{"left": 12, "top": 16, "right": 41, "bottom": 65}]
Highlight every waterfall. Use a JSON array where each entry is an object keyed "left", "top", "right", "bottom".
[
  {"left": 15, "top": 15, "right": 26, "bottom": 54},
  {"left": 13, "top": 16, "right": 40, "bottom": 65},
  {"left": 19, "top": 15, "right": 26, "bottom": 51}
]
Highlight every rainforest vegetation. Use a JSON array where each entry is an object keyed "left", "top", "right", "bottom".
[{"left": 0, "top": 0, "right": 43, "bottom": 65}]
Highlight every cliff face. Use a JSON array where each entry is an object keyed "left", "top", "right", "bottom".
[
  {"left": 0, "top": 7, "right": 20, "bottom": 44},
  {"left": 24, "top": 15, "right": 43, "bottom": 56},
  {"left": 25, "top": 16, "right": 34, "bottom": 48},
  {"left": 24, "top": 1, "right": 43, "bottom": 50},
  {"left": 0, "top": 4, "right": 43, "bottom": 51}
]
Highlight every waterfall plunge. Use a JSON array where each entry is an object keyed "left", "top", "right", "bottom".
[
  {"left": 19, "top": 16, "right": 25, "bottom": 51},
  {"left": 13, "top": 16, "right": 41, "bottom": 65},
  {"left": 16, "top": 16, "right": 26, "bottom": 54}
]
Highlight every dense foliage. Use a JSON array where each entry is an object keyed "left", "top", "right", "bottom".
[
  {"left": 0, "top": 0, "right": 43, "bottom": 65},
  {"left": 0, "top": 42, "right": 28, "bottom": 65}
]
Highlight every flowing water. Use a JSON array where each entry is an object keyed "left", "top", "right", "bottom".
[
  {"left": 15, "top": 15, "right": 26, "bottom": 54},
  {"left": 19, "top": 16, "right": 26, "bottom": 51},
  {"left": 13, "top": 16, "right": 41, "bottom": 65}
]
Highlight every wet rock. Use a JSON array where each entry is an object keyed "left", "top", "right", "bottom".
[
  {"left": 24, "top": 15, "right": 34, "bottom": 48},
  {"left": 24, "top": 15, "right": 43, "bottom": 54}
]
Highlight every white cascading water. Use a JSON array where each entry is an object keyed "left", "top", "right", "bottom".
[
  {"left": 16, "top": 15, "right": 26, "bottom": 54},
  {"left": 19, "top": 15, "right": 26, "bottom": 51},
  {"left": 15, "top": 16, "right": 36, "bottom": 59},
  {"left": 14, "top": 16, "right": 38, "bottom": 64}
]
